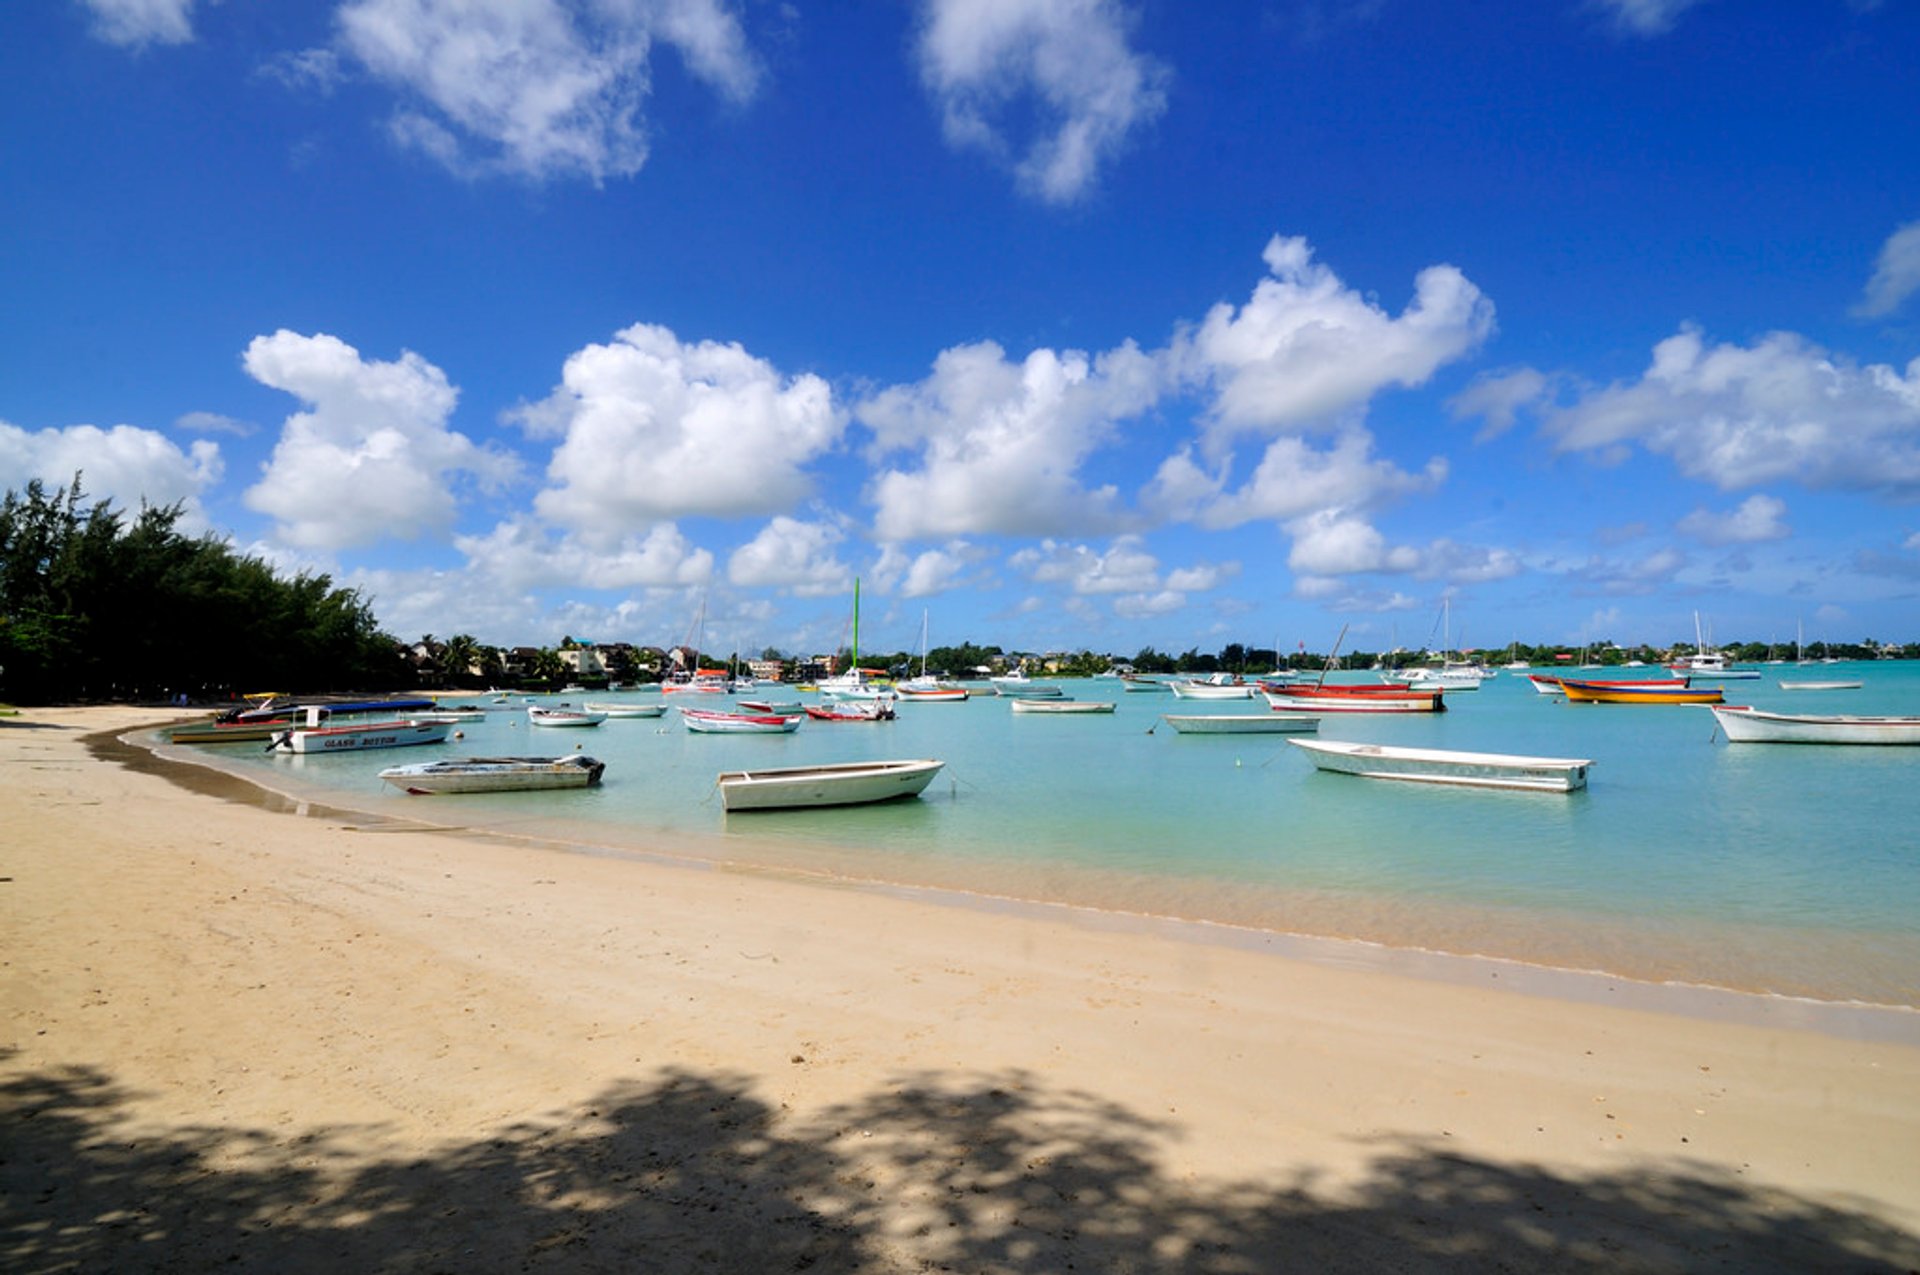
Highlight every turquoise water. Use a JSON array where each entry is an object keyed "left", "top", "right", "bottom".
[{"left": 151, "top": 664, "right": 1920, "bottom": 1007}]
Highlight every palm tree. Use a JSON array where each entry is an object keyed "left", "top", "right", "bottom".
[
  {"left": 529, "top": 647, "right": 567, "bottom": 689},
  {"left": 438, "top": 634, "right": 481, "bottom": 686}
]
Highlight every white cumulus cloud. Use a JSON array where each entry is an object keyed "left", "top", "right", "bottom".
[
  {"left": 915, "top": 0, "right": 1168, "bottom": 204},
  {"left": 454, "top": 517, "right": 712, "bottom": 593},
  {"left": 860, "top": 338, "right": 1162, "bottom": 540},
  {"left": 1543, "top": 325, "right": 1920, "bottom": 497},
  {"left": 521, "top": 323, "right": 843, "bottom": 534},
  {"left": 1591, "top": 0, "right": 1706, "bottom": 36},
  {"left": 242, "top": 330, "right": 516, "bottom": 551},
  {"left": 336, "top": 0, "right": 760, "bottom": 183},
  {"left": 1180, "top": 235, "right": 1494, "bottom": 446},
  {"left": 1148, "top": 429, "right": 1445, "bottom": 530},
  {"left": 727, "top": 516, "right": 852, "bottom": 597},
  {"left": 78, "top": 0, "right": 195, "bottom": 49},
  {"left": 0, "top": 419, "right": 221, "bottom": 520}
]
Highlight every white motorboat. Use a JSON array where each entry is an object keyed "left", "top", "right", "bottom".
[
  {"left": 528, "top": 705, "right": 608, "bottom": 727},
  {"left": 1159, "top": 713, "right": 1319, "bottom": 735},
  {"left": 680, "top": 707, "right": 803, "bottom": 734},
  {"left": 270, "top": 718, "right": 451, "bottom": 754},
  {"left": 1709, "top": 705, "right": 1920, "bottom": 745},
  {"left": 716, "top": 758, "right": 945, "bottom": 811},
  {"left": 379, "top": 755, "right": 606, "bottom": 794},
  {"left": 1289, "top": 739, "right": 1592, "bottom": 792},
  {"left": 1009, "top": 698, "right": 1114, "bottom": 714},
  {"left": 582, "top": 701, "right": 667, "bottom": 718},
  {"left": 1777, "top": 681, "right": 1863, "bottom": 692}
]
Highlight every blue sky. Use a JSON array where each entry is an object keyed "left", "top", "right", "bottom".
[{"left": 4, "top": 0, "right": 1918, "bottom": 661}]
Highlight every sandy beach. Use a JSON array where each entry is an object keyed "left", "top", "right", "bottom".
[{"left": 6, "top": 706, "right": 1920, "bottom": 1272}]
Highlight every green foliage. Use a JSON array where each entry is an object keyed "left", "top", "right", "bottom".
[{"left": 0, "top": 476, "right": 408, "bottom": 705}]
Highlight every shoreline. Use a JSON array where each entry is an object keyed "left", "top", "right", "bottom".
[
  {"left": 126, "top": 713, "right": 1920, "bottom": 1034},
  {"left": 9, "top": 704, "right": 1920, "bottom": 1270}
]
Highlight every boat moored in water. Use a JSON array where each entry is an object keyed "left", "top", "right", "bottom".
[
  {"left": 378, "top": 754, "right": 606, "bottom": 794},
  {"left": 1010, "top": 698, "right": 1115, "bottom": 713},
  {"left": 1261, "top": 686, "right": 1445, "bottom": 713},
  {"left": 1560, "top": 680, "right": 1723, "bottom": 705},
  {"left": 527, "top": 705, "right": 609, "bottom": 727},
  {"left": 1709, "top": 705, "right": 1920, "bottom": 745},
  {"left": 1159, "top": 713, "right": 1319, "bottom": 735},
  {"left": 716, "top": 758, "right": 945, "bottom": 811},
  {"left": 270, "top": 718, "right": 451, "bottom": 754},
  {"left": 680, "top": 707, "right": 804, "bottom": 734},
  {"left": 1289, "top": 739, "right": 1592, "bottom": 792}
]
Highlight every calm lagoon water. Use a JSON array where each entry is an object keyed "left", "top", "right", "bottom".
[{"left": 149, "top": 663, "right": 1920, "bottom": 1008}]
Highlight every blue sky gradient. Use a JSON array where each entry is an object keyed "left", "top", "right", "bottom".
[{"left": 4, "top": 0, "right": 1918, "bottom": 660}]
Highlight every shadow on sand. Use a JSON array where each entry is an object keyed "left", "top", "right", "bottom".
[{"left": 5, "top": 1053, "right": 1917, "bottom": 1273}]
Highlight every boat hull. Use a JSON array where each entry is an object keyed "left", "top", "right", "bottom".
[
  {"left": 1561, "top": 681, "right": 1723, "bottom": 705},
  {"left": 1290, "top": 739, "right": 1591, "bottom": 792},
  {"left": 1160, "top": 714, "right": 1319, "bottom": 735},
  {"left": 582, "top": 702, "right": 667, "bottom": 718},
  {"left": 1710, "top": 706, "right": 1920, "bottom": 744},
  {"left": 1010, "top": 699, "right": 1114, "bottom": 713},
  {"left": 1167, "top": 682, "right": 1254, "bottom": 699},
  {"left": 717, "top": 759, "right": 945, "bottom": 811},
  {"left": 528, "top": 708, "right": 609, "bottom": 727},
  {"left": 1261, "top": 689, "right": 1444, "bottom": 713},
  {"left": 273, "top": 720, "right": 451, "bottom": 754},
  {"left": 379, "top": 755, "right": 606, "bottom": 793},
  {"left": 680, "top": 709, "right": 803, "bottom": 734}
]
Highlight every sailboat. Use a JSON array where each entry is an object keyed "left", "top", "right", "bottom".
[
  {"left": 896, "top": 610, "right": 968, "bottom": 701},
  {"left": 1667, "top": 611, "right": 1760, "bottom": 680},
  {"left": 1382, "top": 597, "right": 1490, "bottom": 688},
  {"left": 817, "top": 579, "right": 895, "bottom": 702},
  {"left": 661, "top": 590, "right": 730, "bottom": 693}
]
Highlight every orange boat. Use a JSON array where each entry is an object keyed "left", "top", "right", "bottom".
[{"left": 1560, "top": 679, "right": 1723, "bottom": 705}]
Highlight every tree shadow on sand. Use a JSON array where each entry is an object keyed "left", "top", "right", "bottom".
[{"left": 5, "top": 1054, "right": 1917, "bottom": 1274}]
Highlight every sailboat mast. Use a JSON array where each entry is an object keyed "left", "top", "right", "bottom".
[{"left": 851, "top": 577, "right": 860, "bottom": 673}]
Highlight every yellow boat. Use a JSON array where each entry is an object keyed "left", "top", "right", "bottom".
[{"left": 1560, "top": 679, "right": 1723, "bottom": 705}]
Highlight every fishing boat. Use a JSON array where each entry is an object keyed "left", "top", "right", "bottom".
[
  {"left": 805, "top": 699, "right": 897, "bottom": 722},
  {"left": 1009, "top": 698, "right": 1114, "bottom": 714},
  {"left": 738, "top": 699, "right": 804, "bottom": 715},
  {"left": 378, "top": 754, "right": 606, "bottom": 794},
  {"left": 895, "top": 682, "right": 969, "bottom": 702},
  {"left": 989, "top": 671, "right": 1063, "bottom": 697},
  {"left": 715, "top": 758, "right": 946, "bottom": 811},
  {"left": 1778, "top": 680, "right": 1863, "bottom": 691},
  {"left": 1120, "top": 676, "right": 1171, "bottom": 693},
  {"left": 1167, "top": 675, "right": 1254, "bottom": 700},
  {"left": 582, "top": 701, "right": 668, "bottom": 718},
  {"left": 1527, "top": 673, "right": 1685, "bottom": 696},
  {"left": 1709, "top": 705, "right": 1920, "bottom": 745},
  {"left": 270, "top": 718, "right": 452, "bottom": 754},
  {"left": 167, "top": 719, "right": 298, "bottom": 745},
  {"left": 1290, "top": 739, "right": 1592, "bottom": 792},
  {"left": 1560, "top": 680, "right": 1723, "bottom": 705},
  {"left": 1159, "top": 713, "right": 1319, "bottom": 735},
  {"left": 527, "top": 705, "right": 609, "bottom": 727},
  {"left": 679, "top": 707, "right": 803, "bottom": 734},
  {"left": 1261, "top": 686, "right": 1445, "bottom": 713}
]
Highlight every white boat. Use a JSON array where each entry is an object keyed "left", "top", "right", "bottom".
[
  {"left": 738, "top": 699, "right": 804, "bottom": 715},
  {"left": 1009, "top": 697, "right": 1114, "bottom": 714},
  {"left": 1289, "top": 739, "right": 1592, "bottom": 792},
  {"left": 1261, "top": 688, "right": 1443, "bottom": 714},
  {"left": 1120, "top": 677, "right": 1171, "bottom": 693},
  {"left": 1709, "top": 705, "right": 1920, "bottom": 745},
  {"left": 715, "top": 758, "right": 946, "bottom": 811},
  {"left": 582, "top": 701, "right": 667, "bottom": 718},
  {"left": 1777, "top": 680, "right": 1862, "bottom": 691},
  {"left": 990, "top": 672, "right": 1062, "bottom": 697},
  {"left": 378, "top": 755, "right": 606, "bottom": 794},
  {"left": 1668, "top": 611, "right": 1761, "bottom": 679},
  {"left": 528, "top": 705, "right": 608, "bottom": 727},
  {"left": 271, "top": 718, "right": 451, "bottom": 754},
  {"left": 1159, "top": 714, "right": 1319, "bottom": 735},
  {"left": 1167, "top": 677, "right": 1254, "bottom": 700},
  {"left": 679, "top": 707, "right": 803, "bottom": 734}
]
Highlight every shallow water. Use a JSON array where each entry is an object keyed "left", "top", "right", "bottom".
[{"left": 151, "top": 664, "right": 1920, "bottom": 1007}]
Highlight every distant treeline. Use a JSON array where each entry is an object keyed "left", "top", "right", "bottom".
[{"left": 0, "top": 478, "right": 408, "bottom": 705}]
